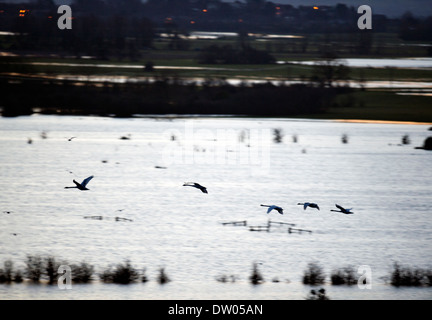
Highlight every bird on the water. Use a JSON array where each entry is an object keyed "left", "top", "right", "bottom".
[
  {"left": 183, "top": 182, "right": 208, "bottom": 193},
  {"left": 260, "top": 204, "right": 284, "bottom": 215},
  {"left": 65, "top": 176, "right": 94, "bottom": 191},
  {"left": 297, "top": 202, "right": 320, "bottom": 210},
  {"left": 331, "top": 204, "right": 354, "bottom": 214}
]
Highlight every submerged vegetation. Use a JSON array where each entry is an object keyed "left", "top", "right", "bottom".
[
  {"left": 302, "top": 262, "right": 326, "bottom": 285},
  {"left": 249, "top": 262, "right": 264, "bottom": 285},
  {"left": 330, "top": 266, "right": 357, "bottom": 285},
  {"left": 389, "top": 262, "right": 432, "bottom": 287},
  {"left": 0, "top": 256, "right": 431, "bottom": 301},
  {"left": 100, "top": 260, "right": 141, "bottom": 284}
]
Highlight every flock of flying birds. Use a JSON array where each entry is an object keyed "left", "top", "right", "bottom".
[{"left": 64, "top": 176, "right": 354, "bottom": 215}]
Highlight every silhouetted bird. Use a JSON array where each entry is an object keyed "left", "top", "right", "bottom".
[
  {"left": 183, "top": 182, "right": 208, "bottom": 193},
  {"left": 298, "top": 202, "right": 320, "bottom": 210},
  {"left": 68, "top": 137, "right": 76, "bottom": 141},
  {"left": 3, "top": 211, "right": 12, "bottom": 214},
  {"left": 331, "top": 204, "right": 354, "bottom": 214},
  {"left": 261, "top": 204, "right": 283, "bottom": 214},
  {"left": 65, "top": 176, "right": 94, "bottom": 190},
  {"left": 115, "top": 217, "right": 133, "bottom": 222}
]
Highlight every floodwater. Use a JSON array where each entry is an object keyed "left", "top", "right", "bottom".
[
  {"left": 287, "top": 58, "right": 432, "bottom": 70},
  {"left": 0, "top": 115, "right": 431, "bottom": 300}
]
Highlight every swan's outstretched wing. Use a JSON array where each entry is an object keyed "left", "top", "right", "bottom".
[
  {"left": 183, "top": 182, "right": 208, "bottom": 193},
  {"left": 267, "top": 206, "right": 275, "bottom": 213},
  {"left": 81, "top": 176, "right": 94, "bottom": 187},
  {"left": 335, "top": 204, "right": 345, "bottom": 211},
  {"left": 303, "top": 203, "right": 309, "bottom": 210}
]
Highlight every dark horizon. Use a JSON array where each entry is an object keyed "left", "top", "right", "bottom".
[{"left": 0, "top": 0, "right": 431, "bottom": 18}]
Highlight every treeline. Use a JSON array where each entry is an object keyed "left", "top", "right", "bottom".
[
  {"left": 0, "top": 76, "right": 343, "bottom": 117},
  {"left": 398, "top": 12, "right": 432, "bottom": 41},
  {"left": 0, "top": 1, "right": 155, "bottom": 60}
]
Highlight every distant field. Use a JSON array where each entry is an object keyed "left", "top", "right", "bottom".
[
  {"left": 1, "top": 31, "right": 431, "bottom": 122},
  {"left": 1, "top": 55, "right": 431, "bottom": 82}
]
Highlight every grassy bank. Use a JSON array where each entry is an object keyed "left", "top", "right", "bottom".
[{"left": 295, "top": 89, "right": 432, "bottom": 123}]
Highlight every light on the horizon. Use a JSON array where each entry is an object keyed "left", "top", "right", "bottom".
[{"left": 313, "top": 6, "right": 319, "bottom": 10}]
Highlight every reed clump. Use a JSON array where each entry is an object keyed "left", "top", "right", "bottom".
[
  {"left": 390, "top": 262, "right": 432, "bottom": 287},
  {"left": 330, "top": 266, "right": 357, "bottom": 285},
  {"left": 302, "top": 262, "right": 326, "bottom": 285},
  {"left": 24, "top": 255, "right": 44, "bottom": 283},
  {"left": 272, "top": 128, "right": 284, "bottom": 143},
  {"left": 100, "top": 260, "right": 140, "bottom": 284},
  {"left": 156, "top": 267, "right": 171, "bottom": 284},
  {"left": 0, "top": 260, "right": 23, "bottom": 283},
  {"left": 71, "top": 262, "right": 95, "bottom": 283},
  {"left": 249, "top": 262, "right": 264, "bottom": 285}
]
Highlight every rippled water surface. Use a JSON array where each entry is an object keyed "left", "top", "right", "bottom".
[{"left": 0, "top": 115, "right": 431, "bottom": 300}]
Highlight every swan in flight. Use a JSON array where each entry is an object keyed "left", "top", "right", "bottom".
[
  {"left": 331, "top": 204, "right": 353, "bottom": 214},
  {"left": 65, "top": 176, "right": 94, "bottom": 191},
  {"left": 183, "top": 182, "right": 208, "bottom": 193},
  {"left": 260, "top": 204, "right": 283, "bottom": 215},
  {"left": 297, "top": 202, "right": 320, "bottom": 210}
]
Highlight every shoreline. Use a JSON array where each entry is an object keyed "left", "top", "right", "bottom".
[
  {"left": 333, "top": 119, "right": 432, "bottom": 125},
  {"left": 3, "top": 112, "right": 432, "bottom": 126}
]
